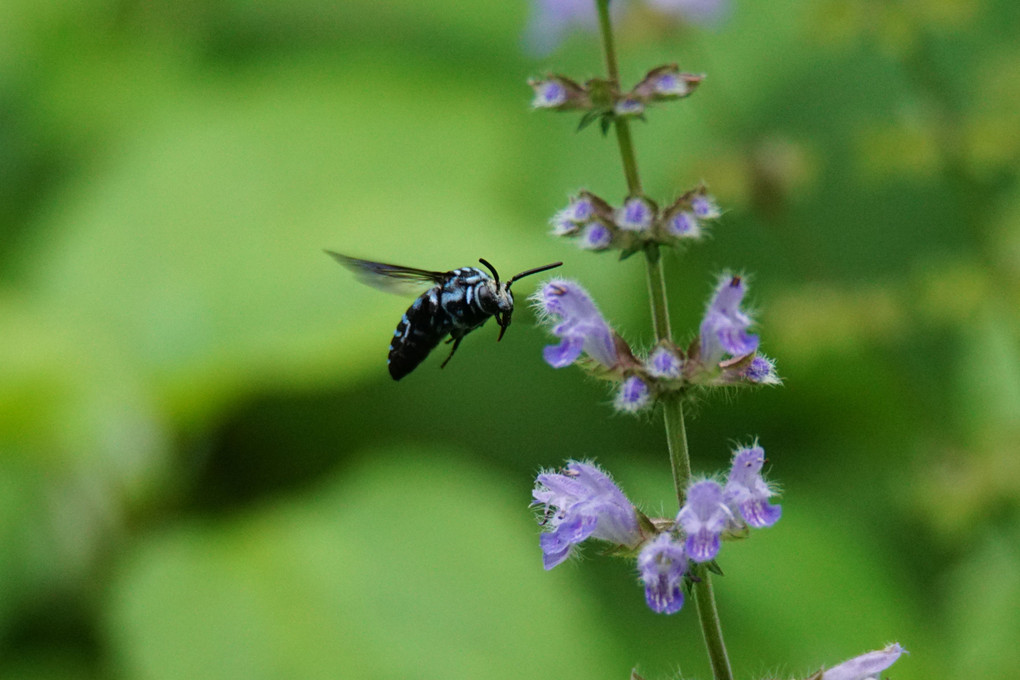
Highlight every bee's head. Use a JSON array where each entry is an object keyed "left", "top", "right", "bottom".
[{"left": 479, "top": 258, "right": 563, "bottom": 341}]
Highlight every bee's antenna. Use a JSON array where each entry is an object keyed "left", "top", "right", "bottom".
[
  {"left": 478, "top": 258, "right": 500, "bottom": 284},
  {"left": 506, "top": 261, "right": 563, "bottom": 290}
]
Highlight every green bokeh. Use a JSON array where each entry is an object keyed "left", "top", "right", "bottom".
[{"left": 1, "top": 0, "right": 1018, "bottom": 678}]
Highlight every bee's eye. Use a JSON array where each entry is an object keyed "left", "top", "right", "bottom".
[{"left": 476, "top": 284, "right": 500, "bottom": 312}]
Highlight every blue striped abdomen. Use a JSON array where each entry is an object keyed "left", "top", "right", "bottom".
[{"left": 388, "top": 287, "right": 452, "bottom": 380}]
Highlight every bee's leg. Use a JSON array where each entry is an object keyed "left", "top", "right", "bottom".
[{"left": 440, "top": 336, "right": 463, "bottom": 369}]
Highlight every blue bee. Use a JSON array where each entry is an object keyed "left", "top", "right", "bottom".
[{"left": 327, "top": 252, "right": 562, "bottom": 380}]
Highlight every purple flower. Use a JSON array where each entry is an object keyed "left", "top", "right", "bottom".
[
  {"left": 531, "top": 79, "right": 568, "bottom": 108},
  {"left": 652, "top": 72, "right": 687, "bottom": 97},
  {"left": 533, "top": 279, "right": 618, "bottom": 369},
  {"left": 532, "top": 461, "right": 642, "bottom": 569},
  {"left": 550, "top": 195, "right": 594, "bottom": 236},
  {"left": 691, "top": 193, "right": 721, "bottom": 219},
  {"left": 565, "top": 195, "right": 594, "bottom": 222},
  {"left": 631, "top": 65, "right": 704, "bottom": 102},
  {"left": 615, "top": 376, "right": 650, "bottom": 413},
  {"left": 637, "top": 533, "right": 687, "bottom": 614},
  {"left": 743, "top": 354, "right": 780, "bottom": 385},
  {"left": 614, "top": 97, "right": 645, "bottom": 117},
  {"left": 822, "top": 643, "right": 906, "bottom": 680},
  {"left": 723, "top": 444, "right": 781, "bottom": 528},
  {"left": 698, "top": 274, "right": 759, "bottom": 365},
  {"left": 646, "top": 347, "right": 683, "bottom": 379},
  {"left": 579, "top": 222, "right": 613, "bottom": 250},
  {"left": 666, "top": 211, "right": 701, "bottom": 238},
  {"left": 676, "top": 480, "right": 731, "bottom": 562},
  {"left": 616, "top": 197, "right": 655, "bottom": 232},
  {"left": 550, "top": 213, "right": 580, "bottom": 236}
]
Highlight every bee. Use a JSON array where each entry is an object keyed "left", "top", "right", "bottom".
[{"left": 327, "top": 252, "right": 562, "bottom": 380}]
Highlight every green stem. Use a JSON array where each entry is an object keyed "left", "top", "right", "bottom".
[
  {"left": 693, "top": 569, "right": 734, "bottom": 680},
  {"left": 595, "top": 3, "right": 734, "bottom": 680},
  {"left": 595, "top": 0, "right": 643, "bottom": 196},
  {"left": 643, "top": 245, "right": 672, "bottom": 341}
]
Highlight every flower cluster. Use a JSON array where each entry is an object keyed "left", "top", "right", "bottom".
[
  {"left": 533, "top": 445, "right": 781, "bottom": 614},
  {"left": 521, "top": 0, "right": 907, "bottom": 675},
  {"left": 529, "top": 64, "right": 704, "bottom": 124},
  {"left": 531, "top": 276, "right": 779, "bottom": 414},
  {"left": 549, "top": 185, "right": 720, "bottom": 253}
]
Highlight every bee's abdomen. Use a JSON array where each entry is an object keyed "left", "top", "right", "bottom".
[{"left": 388, "top": 288, "right": 450, "bottom": 380}]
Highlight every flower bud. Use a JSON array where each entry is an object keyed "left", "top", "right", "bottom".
[
  {"left": 631, "top": 64, "right": 704, "bottom": 101},
  {"left": 614, "top": 96, "right": 645, "bottom": 118},
  {"left": 615, "top": 376, "right": 651, "bottom": 413},
  {"left": 616, "top": 196, "right": 656, "bottom": 232},
  {"left": 528, "top": 75, "right": 591, "bottom": 111},
  {"left": 579, "top": 222, "right": 613, "bottom": 250},
  {"left": 646, "top": 346, "right": 683, "bottom": 379},
  {"left": 665, "top": 210, "right": 701, "bottom": 239}
]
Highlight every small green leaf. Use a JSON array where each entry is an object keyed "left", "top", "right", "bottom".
[
  {"left": 577, "top": 109, "right": 602, "bottom": 132},
  {"left": 600, "top": 114, "right": 614, "bottom": 136}
]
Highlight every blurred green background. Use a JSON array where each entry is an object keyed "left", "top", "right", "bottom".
[{"left": 1, "top": 0, "right": 1018, "bottom": 678}]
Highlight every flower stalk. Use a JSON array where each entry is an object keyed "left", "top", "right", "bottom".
[
  {"left": 595, "top": 2, "right": 734, "bottom": 679},
  {"left": 596, "top": 0, "right": 642, "bottom": 196}
]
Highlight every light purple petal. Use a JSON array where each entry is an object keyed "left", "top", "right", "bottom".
[
  {"left": 677, "top": 480, "right": 730, "bottom": 562},
  {"left": 533, "top": 461, "right": 641, "bottom": 568},
  {"left": 543, "top": 336, "right": 585, "bottom": 368},
  {"left": 699, "top": 275, "right": 758, "bottom": 364},
  {"left": 738, "top": 499, "right": 782, "bottom": 528},
  {"left": 540, "top": 513, "right": 598, "bottom": 569},
  {"left": 724, "top": 444, "right": 781, "bottom": 529},
  {"left": 533, "top": 279, "right": 618, "bottom": 369},
  {"left": 638, "top": 533, "right": 687, "bottom": 614},
  {"left": 822, "top": 643, "right": 906, "bottom": 680},
  {"left": 685, "top": 529, "right": 721, "bottom": 562}
]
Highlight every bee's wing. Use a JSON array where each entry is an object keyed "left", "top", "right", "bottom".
[{"left": 326, "top": 251, "right": 447, "bottom": 295}]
